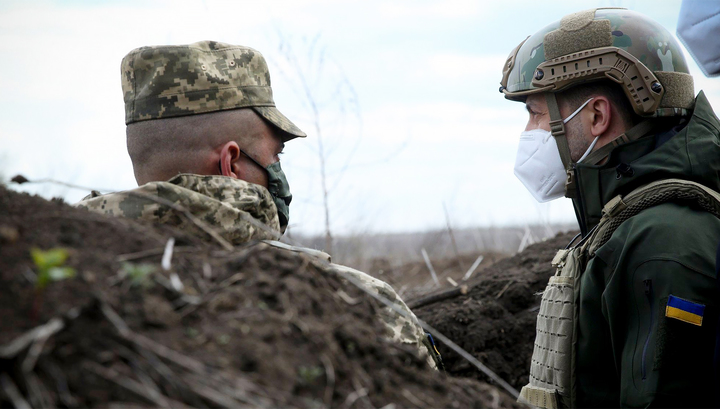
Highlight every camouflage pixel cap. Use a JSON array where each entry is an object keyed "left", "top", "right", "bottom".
[{"left": 121, "top": 41, "right": 306, "bottom": 141}]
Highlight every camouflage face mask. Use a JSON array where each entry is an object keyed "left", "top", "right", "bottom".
[{"left": 241, "top": 151, "right": 292, "bottom": 232}]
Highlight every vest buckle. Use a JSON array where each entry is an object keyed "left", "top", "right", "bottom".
[{"left": 602, "top": 195, "right": 627, "bottom": 217}]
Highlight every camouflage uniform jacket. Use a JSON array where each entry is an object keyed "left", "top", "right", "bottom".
[{"left": 75, "top": 174, "right": 437, "bottom": 369}]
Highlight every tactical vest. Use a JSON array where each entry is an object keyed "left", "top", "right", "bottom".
[{"left": 519, "top": 179, "right": 720, "bottom": 409}]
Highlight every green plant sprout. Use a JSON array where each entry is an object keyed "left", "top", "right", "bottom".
[
  {"left": 30, "top": 247, "right": 76, "bottom": 290},
  {"left": 297, "top": 366, "right": 324, "bottom": 385},
  {"left": 120, "top": 262, "right": 156, "bottom": 287}
]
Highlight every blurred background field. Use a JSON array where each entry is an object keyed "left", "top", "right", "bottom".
[{"left": 294, "top": 223, "right": 575, "bottom": 299}]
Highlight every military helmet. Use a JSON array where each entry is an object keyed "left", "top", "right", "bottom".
[{"left": 500, "top": 8, "right": 695, "bottom": 117}]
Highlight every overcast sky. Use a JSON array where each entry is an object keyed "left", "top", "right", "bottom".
[{"left": 2, "top": 0, "right": 718, "bottom": 236}]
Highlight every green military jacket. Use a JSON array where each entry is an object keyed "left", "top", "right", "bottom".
[
  {"left": 75, "top": 174, "right": 438, "bottom": 369},
  {"left": 573, "top": 92, "right": 720, "bottom": 407}
]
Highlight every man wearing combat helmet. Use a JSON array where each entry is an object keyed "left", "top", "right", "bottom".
[
  {"left": 75, "top": 41, "right": 441, "bottom": 370},
  {"left": 500, "top": 8, "right": 720, "bottom": 407}
]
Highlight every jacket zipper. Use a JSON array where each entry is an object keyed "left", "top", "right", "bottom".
[{"left": 641, "top": 279, "right": 654, "bottom": 380}]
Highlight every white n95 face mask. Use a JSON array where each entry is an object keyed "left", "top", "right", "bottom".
[
  {"left": 514, "top": 98, "right": 594, "bottom": 203},
  {"left": 514, "top": 129, "right": 567, "bottom": 203}
]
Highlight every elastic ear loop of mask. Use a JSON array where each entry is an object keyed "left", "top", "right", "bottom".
[
  {"left": 564, "top": 97, "right": 596, "bottom": 164},
  {"left": 563, "top": 98, "right": 594, "bottom": 125},
  {"left": 559, "top": 98, "right": 658, "bottom": 166},
  {"left": 545, "top": 95, "right": 595, "bottom": 165},
  {"left": 545, "top": 94, "right": 594, "bottom": 199},
  {"left": 219, "top": 150, "right": 268, "bottom": 176},
  {"left": 577, "top": 135, "right": 600, "bottom": 163},
  {"left": 240, "top": 149, "right": 267, "bottom": 170},
  {"left": 547, "top": 97, "right": 594, "bottom": 146}
]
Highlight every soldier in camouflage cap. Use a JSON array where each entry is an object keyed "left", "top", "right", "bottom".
[
  {"left": 499, "top": 9, "right": 720, "bottom": 408},
  {"left": 119, "top": 41, "right": 304, "bottom": 232},
  {"left": 75, "top": 41, "right": 442, "bottom": 371}
]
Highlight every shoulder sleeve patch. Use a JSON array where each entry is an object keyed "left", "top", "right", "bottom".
[{"left": 665, "top": 294, "right": 705, "bottom": 326}]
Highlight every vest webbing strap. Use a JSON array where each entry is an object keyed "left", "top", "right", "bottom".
[{"left": 587, "top": 179, "right": 720, "bottom": 255}]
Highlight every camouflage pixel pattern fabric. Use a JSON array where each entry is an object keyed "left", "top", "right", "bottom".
[
  {"left": 323, "top": 262, "right": 437, "bottom": 369},
  {"left": 121, "top": 41, "right": 305, "bottom": 140},
  {"left": 75, "top": 174, "right": 281, "bottom": 244}
]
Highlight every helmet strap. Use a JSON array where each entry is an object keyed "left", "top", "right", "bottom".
[
  {"left": 545, "top": 93, "right": 577, "bottom": 198},
  {"left": 581, "top": 120, "right": 656, "bottom": 165},
  {"left": 546, "top": 93, "right": 657, "bottom": 196}
]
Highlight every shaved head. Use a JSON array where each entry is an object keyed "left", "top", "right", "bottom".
[{"left": 127, "top": 108, "right": 280, "bottom": 185}]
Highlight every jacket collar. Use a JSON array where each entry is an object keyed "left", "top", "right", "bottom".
[{"left": 571, "top": 92, "right": 720, "bottom": 235}]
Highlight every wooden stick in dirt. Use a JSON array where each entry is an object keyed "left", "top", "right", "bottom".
[
  {"left": 443, "top": 203, "right": 466, "bottom": 272},
  {"left": 406, "top": 284, "right": 468, "bottom": 310},
  {"left": 0, "top": 374, "right": 31, "bottom": 409},
  {"left": 462, "top": 254, "right": 484, "bottom": 281},
  {"left": 420, "top": 248, "right": 440, "bottom": 286},
  {"left": 337, "top": 269, "right": 520, "bottom": 400},
  {"left": 495, "top": 280, "right": 515, "bottom": 299}
]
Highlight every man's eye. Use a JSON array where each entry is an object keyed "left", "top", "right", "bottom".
[{"left": 278, "top": 151, "right": 284, "bottom": 155}]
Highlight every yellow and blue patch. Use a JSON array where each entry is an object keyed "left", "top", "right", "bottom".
[{"left": 665, "top": 295, "right": 705, "bottom": 326}]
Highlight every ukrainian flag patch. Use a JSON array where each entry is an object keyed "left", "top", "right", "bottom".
[{"left": 665, "top": 295, "right": 705, "bottom": 326}]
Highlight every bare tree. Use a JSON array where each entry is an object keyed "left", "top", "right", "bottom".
[
  {"left": 272, "top": 33, "right": 362, "bottom": 254},
  {"left": 443, "top": 202, "right": 465, "bottom": 272}
]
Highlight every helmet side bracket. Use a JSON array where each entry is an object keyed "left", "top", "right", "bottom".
[{"left": 532, "top": 47, "right": 664, "bottom": 116}]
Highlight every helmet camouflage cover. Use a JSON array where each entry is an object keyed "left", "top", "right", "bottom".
[{"left": 500, "top": 8, "right": 695, "bottom": 117}]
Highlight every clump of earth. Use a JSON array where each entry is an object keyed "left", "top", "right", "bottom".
[
  {"left": 0, "top": 185, "right": 524, "bottom": 408},
  {"left": 412, "top": 231, "right": 578, "bottom": 389}
]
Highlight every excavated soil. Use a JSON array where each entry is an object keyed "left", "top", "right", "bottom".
[
  {"left": 413, "top": 231, "right": 579, "bottom": 389},
  {"left": 0, "top": 185, "right": 523, "bottom": 408}
]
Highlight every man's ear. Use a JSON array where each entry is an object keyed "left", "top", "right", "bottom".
[
  {"left": 588, "top": 96, "right": 612, "bottom": 139},
  {"left": 219, "top": 141, "right": 241, "bottom": 178}
]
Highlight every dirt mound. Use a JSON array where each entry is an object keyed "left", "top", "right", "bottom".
[
  {"left": 0, "top": 185, "right": 521, "bottom": 408},
  {"left": 413, "top": 231, "right": 579, "bottom": 389}
]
